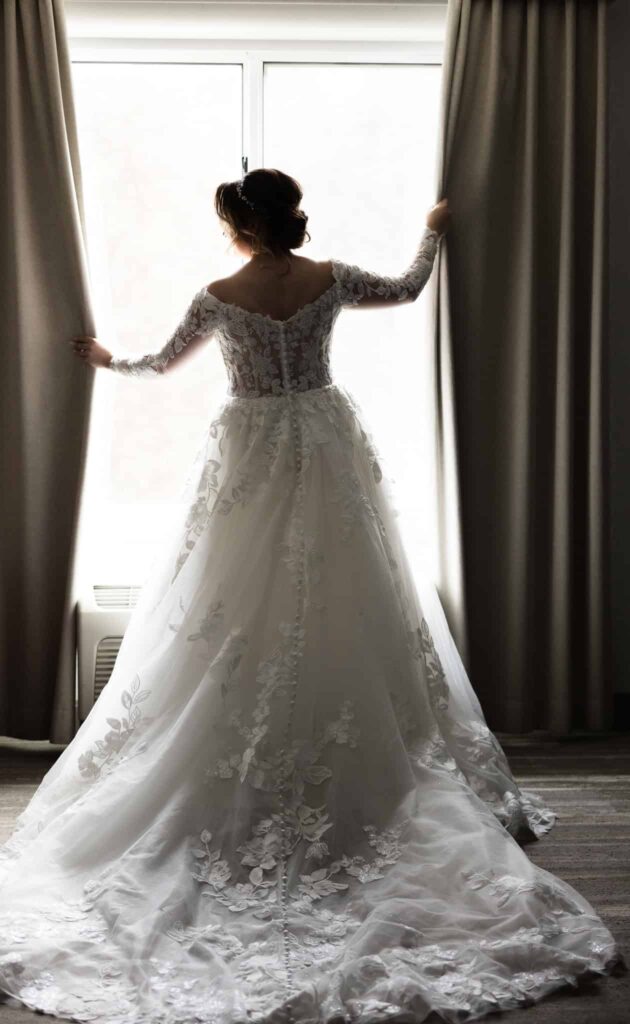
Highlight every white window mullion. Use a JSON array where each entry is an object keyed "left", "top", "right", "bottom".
[{"left": 243, "top": 53, "right": 264, "bottom": 172}]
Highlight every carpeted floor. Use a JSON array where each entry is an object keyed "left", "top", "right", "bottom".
[{"left": 0, "top": 733, "right": 628, "bottom": 1024}]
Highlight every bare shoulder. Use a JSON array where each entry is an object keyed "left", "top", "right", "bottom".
[
  {"left": 306, "top": 257, "right": 334, "bottom": 285},
  {"left": 302, "top": 256, "right": 333, "bottom": 270},
  {"left": 206, "top": 258, "right": 333, "bottom": 297},
  {"left": 284, "top": 254, "right": 330, "bottom": 269},
  {"left": 205, "top": 277, "right": 233, "bottom": 303}
]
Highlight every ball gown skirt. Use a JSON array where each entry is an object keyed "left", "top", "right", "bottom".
[{"left": 0, "top": 380, "right": 619, "bottom": 1024}]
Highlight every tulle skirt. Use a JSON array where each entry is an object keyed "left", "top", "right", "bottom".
[{"left": 0, "top": 382, "right": 618, "bottom": 1023}]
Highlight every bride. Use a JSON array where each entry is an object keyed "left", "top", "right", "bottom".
[{"left": 0, "top": 168, "right": 619, "bottom": 1024}]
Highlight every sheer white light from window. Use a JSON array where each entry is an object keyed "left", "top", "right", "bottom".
[
  {"left": 73, "top": 62, "right": 242, "bottom": 583},
  {"left": 264, "top": 62, "right": 442, "bottom": 586}
]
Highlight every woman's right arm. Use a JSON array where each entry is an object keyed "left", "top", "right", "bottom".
[{"left": 71, "top": 287, "right": 222, "bottom": 378}]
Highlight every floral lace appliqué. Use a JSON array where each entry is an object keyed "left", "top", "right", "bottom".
[{"left": 77, "top": 674, "right": 152, "bottom": 782}]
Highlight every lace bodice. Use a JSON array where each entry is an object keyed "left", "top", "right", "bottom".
[{"left": 108, "top": 227, "right": 440, "bottom": 397}]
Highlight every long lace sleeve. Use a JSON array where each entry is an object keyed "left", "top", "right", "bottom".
[
  {"left": 108, "top": 287, "right": 221, "bottom": 377},
  {"left": 332, "top": 226, "right": 441, "bottom": 308}
]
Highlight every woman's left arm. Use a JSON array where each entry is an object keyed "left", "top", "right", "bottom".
[{"left": 71, "top": 287, "right": 221, "bottom": 378}]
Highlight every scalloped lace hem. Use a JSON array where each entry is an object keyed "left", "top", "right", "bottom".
[{"left": 0, "top": 920, "right": 620, "bottom": 1024}]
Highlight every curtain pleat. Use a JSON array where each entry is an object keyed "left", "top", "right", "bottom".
[
  {"left": 0, "top": 0, "right": 95, "bottom": 742},
  {"left": 433, "top": 0, "right": 611, "bottom": 733},
  {"left": 586, "top": 1, "right": 609, "bottom": 730},
  {"left": 430, "top": 0, "right": 470, "bottom": 666}
]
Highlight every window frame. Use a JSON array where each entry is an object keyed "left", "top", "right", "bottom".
[{"left": 69, "top": 41, "right": 444, "bottom": 177}]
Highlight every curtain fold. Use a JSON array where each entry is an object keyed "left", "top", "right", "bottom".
[
  {"left": 433, "top": 0, "right": 611, "bottom": 733},
  {"left": 0, "top": 0, "right": 95, "bottom": 742}
]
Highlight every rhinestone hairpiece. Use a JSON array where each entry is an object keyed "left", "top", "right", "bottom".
[{"left": 235, "top": 179, "right": 256, "bottom": 211}]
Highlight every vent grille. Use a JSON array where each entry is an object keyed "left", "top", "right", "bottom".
[
  {"left": 93, "top": 585, "right": 141, "bottom": 609},
  {"left": 94, "top": 636, "right": 123, "bottom": 699}
]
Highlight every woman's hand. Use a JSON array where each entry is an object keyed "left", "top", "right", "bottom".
[
  {"left": 426, "top": 198, "right": 451, "bottom": 236},
  {"left": 70, "top": 335, "right": 113, "bottom": 369}
]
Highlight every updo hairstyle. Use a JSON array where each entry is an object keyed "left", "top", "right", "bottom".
[{"left": 214, "top": 168, "right": 310, "bottom": 258}]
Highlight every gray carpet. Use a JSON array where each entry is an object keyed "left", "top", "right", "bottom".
[{"left": 0, "top": 733, "right": 628, "bottom": 1023}]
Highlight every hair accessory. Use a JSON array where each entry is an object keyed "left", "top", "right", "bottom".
[{"left": 235, "top": 179, "right": 256, "bottom": 211}]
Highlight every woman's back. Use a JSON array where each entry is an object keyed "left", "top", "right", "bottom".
[
  {"left": 207, "top": 255, "right": 335, "bottom": 324},
  {"left": 104, "top": 225, "right": 440, "bottom": 396},
  {"left": 200, "top": 226, "right": 440, "bottom": 399}
]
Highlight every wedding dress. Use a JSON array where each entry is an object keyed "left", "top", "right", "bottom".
[{"left": 0, "top": 227, "right": 618, "bottom": 1024}]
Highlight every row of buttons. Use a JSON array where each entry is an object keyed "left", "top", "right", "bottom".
[{"left": 276, "top": 325, "right": 308, "bottom": 1022}]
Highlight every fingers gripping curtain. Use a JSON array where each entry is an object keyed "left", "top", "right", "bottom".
[
  {"left": 433, "top": 0, "right": 610, "bottom": 733},
  {"left": 0, "top": 0, "right": 95, "bottom": 742}
]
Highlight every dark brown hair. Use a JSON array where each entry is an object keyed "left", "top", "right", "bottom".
[{"left": 214, "top": 168, "right": 310, "bottom": 258}]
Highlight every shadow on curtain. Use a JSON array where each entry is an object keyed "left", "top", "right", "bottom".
[
  {"left": 433, "top": 0, "right": 611, "bottom": 733},
  {"left": 0, "top": 0, "right": 95, "bottom": 742}
]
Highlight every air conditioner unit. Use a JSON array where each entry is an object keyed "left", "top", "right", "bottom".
[{"left": 77, "top": 585, "right": 143, "bottom": 723}]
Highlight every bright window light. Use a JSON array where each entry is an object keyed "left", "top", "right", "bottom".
[{"left": 72, "top": 62, "right": 242, "bottom": 581}]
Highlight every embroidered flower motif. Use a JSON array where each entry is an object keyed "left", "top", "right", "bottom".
[
  {"left": 191, "top": 691, "right": 410, "bottom": 924},
  {"left": 189, "top": 823, "right": 280, "bottom": 915},
  {"left": 166, "top": 921, "right": 244, "bottom": 959},
  {"left": 77, "top": 675, "right": 151, "bottom": 781},
  {"left": 329, "top": 474, "right": 378, "bottom": 542},
  {"left": 461, "top": 868, "right": 587, "bottom": 918},
  {"left": 297, "top": 864, "right": 349, "bottom": 901},
  {"left": 186, "top": 598, "right": 225, "bottom": 644},
  {"left": 172, "top": 457, "right": 222, "bottom": 580},
  {"left": 408, "top": 618, "right": 451, "bottom": 712}
]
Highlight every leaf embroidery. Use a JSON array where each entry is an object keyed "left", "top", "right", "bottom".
[{"left": 77, "top": 675, "right": 151, "bottom": 781}]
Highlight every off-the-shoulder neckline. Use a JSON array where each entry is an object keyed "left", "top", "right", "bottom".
[{"left": 199, "top": 259, "right": 342, "bottom": 326}]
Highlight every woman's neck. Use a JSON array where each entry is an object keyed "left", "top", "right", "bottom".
[{"left": 247, "top": 250, "right": 293, "bottom": 273}]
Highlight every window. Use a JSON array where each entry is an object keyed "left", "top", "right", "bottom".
[
  {"left": 73, "top": 61, "right": 242, "bottom": 578},
  {"left": 69, "top": 5, "right": 445, "bottom": 589}
]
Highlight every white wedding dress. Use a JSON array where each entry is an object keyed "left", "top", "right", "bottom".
[{"left": 0, "top": 228, "right": 618, "bottom": 1024}]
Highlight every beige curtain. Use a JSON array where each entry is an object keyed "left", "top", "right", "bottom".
[
  {"left": 0, "top": 0, "right": 95, "bottom": 742},
  {"left": 433, "top": 0, "right": 611, "bottom": 733}
]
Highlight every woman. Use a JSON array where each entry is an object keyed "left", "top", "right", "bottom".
[{"left": 0, "top": 169, "right": 618, "bottom": 1024}]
